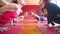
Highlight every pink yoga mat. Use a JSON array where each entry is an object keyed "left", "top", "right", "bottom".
[
  {"left": 0, "top": 25, "right": 24, "bottom": 34},
  {"left": 37, "top": 24, "right": 60, "bottom": 34}
]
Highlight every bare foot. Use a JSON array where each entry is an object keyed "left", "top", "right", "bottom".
[
  {"left": 37, "top": 21, "right": 41, "bottom": 24},
  {"left": 52, "top": 26, "right": 60, "bottom": 32},
  {"left": 0, "top": 27, "right": 9, "bottom": 32}
]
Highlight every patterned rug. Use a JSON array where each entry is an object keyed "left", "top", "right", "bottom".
[{"left": 19, "top": 23, "right": 42, "bottom": 34}]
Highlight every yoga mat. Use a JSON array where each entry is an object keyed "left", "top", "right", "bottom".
[{"left": 19, "top": 24, "right": 42, "bottom": 34}]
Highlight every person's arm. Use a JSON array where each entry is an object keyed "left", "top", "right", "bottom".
[
  {"left": 47, "top": 16, "right": 55, "bottom": 25},
  {"left": 47, "top": 16, "right": 53, "bottom": 24},
  {"left": 31, "top": 12, "right": 40, "bottom": 19},
  {"left": 15, "top": 4, "right": 23, "bottom": 15},
  {"left": 43, "top": 8, "right": 48, "bottom": 17},
  {"left": 7, "top": 3, "right": 23, "bottom": 15}
]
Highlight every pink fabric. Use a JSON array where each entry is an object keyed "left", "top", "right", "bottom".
[
  {"left": 0, "top": 25, "right": 24, "bottom": 34},
  {"left": 0, "top": 11, "right": 18, "bottom": 24}
]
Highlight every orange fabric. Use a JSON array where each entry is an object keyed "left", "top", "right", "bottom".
[{"left": 20, "top": 23, "right": 42, "bottom": 34}]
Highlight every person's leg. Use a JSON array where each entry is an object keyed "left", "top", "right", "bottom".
[
  {"left": 54, "top": 18, "right": 60, "bottom": 24},
  {"left": 46, "top": 17, "right": 55, "bottom": 27},
  {"left": 31, "top": 12, "right": 41, "bottom": 23},
  {"left": 0, "top": 24, "right": 9, "bottom": 32},
  {"left": 0, "top": 11, "right": 18, "bottom": 32},
  {"left": 40, "top": 16, "right": 45, "bottom": 21},
  {"left": 53, "top": 18, "right": 60, "bottom": 32},
  {"left": 31, "top": 12, "right": 40, "bottom": 19}
]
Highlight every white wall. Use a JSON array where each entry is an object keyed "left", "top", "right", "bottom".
[
  {"left": 51, "top": 0, "right": 60, "bottom": 7},
  {"left": 26, "top": 0, "right": 40, "bottom": 5},
  {"left": 18, "top": 0, "right": 40, "bottom": 5},
  {"left": 57, "top": 0, "right": 60, "bottom": 7}
]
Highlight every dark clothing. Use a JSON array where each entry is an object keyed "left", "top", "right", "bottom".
[
  {"left": 35, "top": 16, "right": 44, "bottom": 21},
  {"left": 45, "top": 3, "right": 60, "bottom": 25}
]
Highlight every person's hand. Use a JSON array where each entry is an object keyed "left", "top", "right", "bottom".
[{"left": 30, "top": 12, "right": 35, "bottom": 16}]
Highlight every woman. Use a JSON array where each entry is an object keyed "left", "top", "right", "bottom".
[
  {"left": 39, "top": 0, "right": 60, "bottom": 27},
  {"left": 0, "top": 0, "right": 23, "bottom": 32}
]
